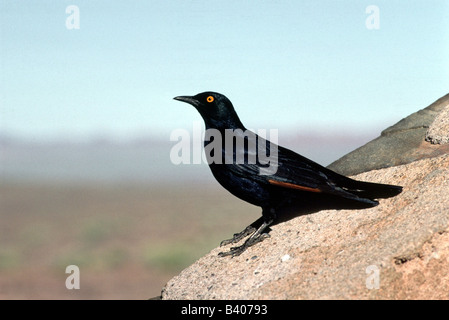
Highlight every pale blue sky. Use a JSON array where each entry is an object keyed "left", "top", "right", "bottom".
[{"left": 1, "top": 0, "right": 448, "bottom": 141}]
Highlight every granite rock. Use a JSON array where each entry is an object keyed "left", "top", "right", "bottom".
[
  {"left": 426, "top": 102, "right": 449, "bottom": 145},
  {"left": 328, "top": 93, "right": 449, "bottom": 176}
]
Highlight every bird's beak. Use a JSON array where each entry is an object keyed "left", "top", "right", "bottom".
[{"left": 173, "top": 95, "right": 200, "bottom": 107}]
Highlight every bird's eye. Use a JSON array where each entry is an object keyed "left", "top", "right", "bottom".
[{"left": 206, "top": 96, "right": 214, "bottom": 103}]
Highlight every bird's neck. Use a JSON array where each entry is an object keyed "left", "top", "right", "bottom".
[
  {"left": 202, "top": 110, "right": 246, "bottom": 132},
  {"left": 204, "top": 118, "right": 246, "bottom": 132}
]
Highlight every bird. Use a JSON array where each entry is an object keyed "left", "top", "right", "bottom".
[{"left": 174, "top": 92, "right": 402, "bottom": 257}]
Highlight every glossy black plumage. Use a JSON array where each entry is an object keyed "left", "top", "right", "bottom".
[{"left": 174, "top": 92, "right": 402, "bottom": 256}]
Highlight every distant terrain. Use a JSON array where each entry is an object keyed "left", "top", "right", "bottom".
[{"left": 0, "top": 130, "right": 376, "bottom": 184}]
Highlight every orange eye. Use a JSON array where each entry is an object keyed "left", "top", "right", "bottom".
[{"left": 206, "top": 96, "right": 214, "bottom": 103}]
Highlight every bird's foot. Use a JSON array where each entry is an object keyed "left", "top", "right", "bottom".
[
  {"left": 218, "top": 218, "right": 273, "bottom": 257},
  {"left": 218, "top": 233, "right": 270, "bottom": 257},
  {"left": 220, "top": 225, "right": 256, "bottom": 247}
]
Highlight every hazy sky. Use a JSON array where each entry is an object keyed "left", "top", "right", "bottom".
[{"left": 1, "top": 0, "right": 448, "bottom": 140}]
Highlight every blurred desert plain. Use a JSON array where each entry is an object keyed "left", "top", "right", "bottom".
[{"left": 0, "top": 131, "right": 371, "bottom": 299}]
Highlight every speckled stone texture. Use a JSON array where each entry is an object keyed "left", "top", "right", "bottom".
[
  {"left": 328, "top": 93, "right": 449, "bottom": 176},
  {"left": 426, "top": 103, "right": 449, "bottom": 145}
]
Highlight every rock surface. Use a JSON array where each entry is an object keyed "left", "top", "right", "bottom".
[
  {"left": 426, "top": 102, "right": 449, "bottom": 145},
  {"left": 161, "top": 94, "right": 449, "bottom": 300},
  {"left": 328, "top": 93, "right": 449, "bottom": 176}
]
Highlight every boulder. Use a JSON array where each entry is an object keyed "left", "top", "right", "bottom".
[{"left": 328, "top": 93, "right": 449, "bottom": 176}]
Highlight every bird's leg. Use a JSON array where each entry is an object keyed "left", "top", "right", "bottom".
[
  {"left": 219, "top": 217, "right": 264, "bottom": 247},
  {"left": 218, "top": 218, "right": 273, "bottom": 257}
]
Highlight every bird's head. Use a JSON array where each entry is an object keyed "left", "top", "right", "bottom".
[{"left": 174, "top": 92, "right": 244, "bottom": 129}]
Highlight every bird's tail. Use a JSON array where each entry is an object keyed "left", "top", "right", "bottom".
[{"left": 338, "top": 177, "right": 403, "bottom": 200}]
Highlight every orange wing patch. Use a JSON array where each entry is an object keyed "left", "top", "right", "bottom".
[{"left": 268, "top": 179, "right": 322, "bottom": 193}]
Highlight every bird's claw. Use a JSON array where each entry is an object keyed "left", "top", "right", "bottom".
[
  {"left": 218, "top": 233, "right": 270, "bottom": 257},
  {"left": 220, "top": 225, "right": 256, "bottom": 247}
]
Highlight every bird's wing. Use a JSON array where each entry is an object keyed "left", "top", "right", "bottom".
[
  {"left": 225, "top": 134, "right": 336, "bottom": 192},
  {"left": 220, "top": 132, "right": 380, "bottom": 205},
  {"left": 231, "top": 137, "right": 370, "bottom": 196},
  {"left": 264, "top": 145, "right": 337, "bottom": 193}
]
